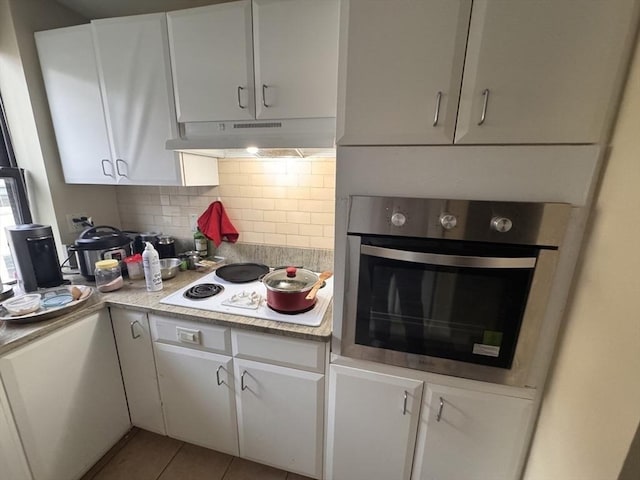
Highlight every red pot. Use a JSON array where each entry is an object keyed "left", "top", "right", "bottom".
[{"left": 262, "top": 267, "right": 319, "bottom": 313}]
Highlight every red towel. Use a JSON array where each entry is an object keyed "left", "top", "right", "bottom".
[{"left": 197, "top": 201, "right": 239, "bottom": 247}]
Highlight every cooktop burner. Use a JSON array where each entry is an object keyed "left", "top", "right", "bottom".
[{"left": 183, "top": 283, "right": 224, "bottom": 300}]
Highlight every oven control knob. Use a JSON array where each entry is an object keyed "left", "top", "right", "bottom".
[
  {"left": 439, "top": 213, "right": 457, "bottom": 230},
  {"left": 491, "top": 216, "right": 513, "bottom": 233},
  {"left": 391, "top": 212, "right": 406, "bottom": 227}
]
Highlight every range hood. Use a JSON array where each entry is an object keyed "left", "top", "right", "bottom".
[{"left": 166, "top": 117, "right": 336, "bottom": 151}]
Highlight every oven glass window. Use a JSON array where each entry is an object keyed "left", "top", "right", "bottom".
[{"left": 354, "top": 237, "right": 538, "bottom": 368}]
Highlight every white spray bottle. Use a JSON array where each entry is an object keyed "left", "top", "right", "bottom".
[{"left": 142, "top": 241, "right": 163, "bottom": 292}]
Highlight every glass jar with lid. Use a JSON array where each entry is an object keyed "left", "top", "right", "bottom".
[{"left": 95, "top": 259, "right": 124, "bottom": 292}]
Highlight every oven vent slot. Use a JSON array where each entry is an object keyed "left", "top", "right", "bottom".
[{"left": 232, "top": 122, "right": 283, "bottom": 129}]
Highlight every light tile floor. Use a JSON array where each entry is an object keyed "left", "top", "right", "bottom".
[{"left": 82, "top": 429, "right": 313, "bottom": 480}]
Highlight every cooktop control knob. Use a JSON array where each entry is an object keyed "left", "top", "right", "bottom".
[
  {"left": 391, "top": 212, "right": 407, "bottom": 227},
  {"left": 439, "top": 213, "right": 457, "bottom": 230},
  {"left": 491, "top": 216, "right": 513, "bottom": 233}
]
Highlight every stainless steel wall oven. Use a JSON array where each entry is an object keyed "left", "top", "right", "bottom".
[{"left": 339, "top": 196, "right": 571, "bottom": 386}]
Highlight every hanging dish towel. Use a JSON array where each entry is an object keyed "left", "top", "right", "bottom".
[{"left": 197, "top": 201, "right": 239, "bottom": 247}]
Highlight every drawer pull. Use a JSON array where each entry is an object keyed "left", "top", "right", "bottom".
[
  {"left": 130, "top": 320, "right": 142, "bottom": 339},
  {"left": 478, "top": 88, "right": 490, "bottom": 126},
  {"left": 402, "top": 390, "right": 408, "bottom": 415},
  {"left": 216, "top": 365, "right": 225, "bottom": 386},
  {"left": 433, "top": 91, "right": 442, "bottom": 126},
  {"left": 437, "top": 396, "right": 444, "bottom": 422},
  {"left": 241, "top": 370, "right": 248, "bottom": 391}
]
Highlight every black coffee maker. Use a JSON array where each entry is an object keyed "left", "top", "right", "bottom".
[{"left": 6, "top": 224, "right": 65, "bottom": 292}]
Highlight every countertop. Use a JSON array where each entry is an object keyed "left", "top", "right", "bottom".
[{"left": 0, "top": 269, "right": 332, "bottom": 356}]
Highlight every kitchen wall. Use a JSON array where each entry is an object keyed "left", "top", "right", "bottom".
[
  {"left": 116, "top": 156, "right": 335, "bottom": 252},
  {"left": 523, "top": 34, "right": 640, "bottom": 480},
  {"left": 0, "top": 0, "right": 122, "bottom": 254}
]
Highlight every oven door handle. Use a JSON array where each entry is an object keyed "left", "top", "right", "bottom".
[{"left": 360, "top": 245, "right": 536, "bottom": 269}]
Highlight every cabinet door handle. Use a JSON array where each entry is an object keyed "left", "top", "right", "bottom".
[
  {"left": 241, "top": 370, "right": 248, "bottom": 391},
  {"left": 216, "top": 365, "right": 225, "bottom": 386},
  {"left": 433, "top": 91, "right": 442, "bottom": 126},
  {"left": 237, "top": 86, "right": 246, "bottom": 109},
  {"left": 130, "top": 320, "right": 142, "bottom": 339},
  {"left": 403, "top": 390, "right": 408, "bottom": 415},
  {"left": 478, "top": 88, "right": 490, "bottom": 126},
  {"left": 436, "top": 396, "right": 444, "bottom": 422},
  {"left": 116, "top": 158, "right": 128, "bottom": 178},
  {"left": 262, "top": 84, "right": 270, "bottom": 108},
  {"left": 101, "top": 159, "right": 115, "bottom": 178}
]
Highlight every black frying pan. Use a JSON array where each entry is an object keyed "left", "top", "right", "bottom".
[{"left": 215, "top": 262, "right": 270, "bottom": 283}]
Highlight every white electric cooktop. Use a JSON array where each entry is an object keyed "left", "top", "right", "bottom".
[{"left": 159, "top": 270, "right": 333, "bottom": 327}]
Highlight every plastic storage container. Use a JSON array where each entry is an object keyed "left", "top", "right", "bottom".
[
  {"left": 95, "top": 259, "right": 124, "bottom": 292},
  {"left": 124, "top": 254, "right": 144, "bottom": 280}
]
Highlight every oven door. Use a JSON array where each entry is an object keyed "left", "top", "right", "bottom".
[{"left": 342, "top": 235, "right": 559, "bottom": 385}]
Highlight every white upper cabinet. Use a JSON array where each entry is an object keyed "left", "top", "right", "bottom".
[
  {"left": 36, "top": 15, "right": 219, "bottom": 186},
  {"left": 91, "top": 14, "right": 182, "bottom": 184},
  {"left": 337, "top": 0, "right": 639, "bottom": 145},
  {"left": 337, "top": 0, "right": 471, "bottom": 145},
  {"left": 167, "top": 0, "right": 340, "bottom": 123},
  {"left": 167, "top": 1, "right": 255, "bottom": 122},
  {"left": 455, "top": 0, "right": 640, "bottom": 144},
  {"left": 252, "top": 0, "right": 340, "bottom": 120},
  {"left": 35, "top": 25, "right": 115, "bottom": 184}
]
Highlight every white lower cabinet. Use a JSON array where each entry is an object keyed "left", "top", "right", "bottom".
[
  {"left": 0, "top": 311, "right": 130, "bottom": 480},
  {"left": 412, "top": 384, "right": 533, "bottom": 480},
  {"left": 234, "top": 358, "right": 324, "bottom": 478},
  {"left": 154, "top": 343, "right": 239, "bottom": 455},
  {"left": 325, "top": 362, "right": 534, "bottom": 480},
  {"left": 325, "top": 364, "right": 423, "bottom": 480},
  {"left": 110, "top": 308, "right": 165, "bottom": 434},
  {"left": 0, "top": 380, "right": 31, "bottom": 480},
  {"left": 149, "top": 316, "right": 326, "bottom": 478}
]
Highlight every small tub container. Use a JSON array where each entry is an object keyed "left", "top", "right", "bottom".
[
  {"left": 124, "top": 254, "right": 144, "bottom": 280},
  {"left": 95, "top": 259, "right": 124, "bottom": 292}
]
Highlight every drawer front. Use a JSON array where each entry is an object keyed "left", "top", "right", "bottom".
[
  {"left": 150, "top": 314, "right": 231, "bottom": 354},
  {"left": 232, "top": 330, "right": 326, "bottom": 373}
]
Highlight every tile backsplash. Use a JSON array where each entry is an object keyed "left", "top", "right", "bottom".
[{"left": 116, "top": 157, "right": 336, "bottom": 252}]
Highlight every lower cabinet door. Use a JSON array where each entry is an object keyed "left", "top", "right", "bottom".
[
  {"left": 412, "top": 384, "right": 533, "bottom": 480},
  {"left": 0, "top": 311, "right": 130, "bottom": 480},
  {"left": 234, "top": 358, "right": 324, "bottom": 479},
  {"left": 154, "top": 343, "right": 239, "bottom": 455},
  {"left": 0, "top": 380, "right": 31, "bottom": 480},
  {"left": 325, "top": 364, "right": 424, "bottom": 480},
  {"left": 110, "top": 308, "right": 165, "bottom": 434}
]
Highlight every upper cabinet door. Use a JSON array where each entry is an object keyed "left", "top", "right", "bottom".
[
  {"left": 35, "top": 25, "right": 116, "bottom": 184},
  {"left": 336, "top": 0, "right": 472, "bottom": 146},
  {"left": 91, "top": 13, "right": 181, "bottom": 185},
  {"left": 167, "top": 1, "right": 256, "bottom": 122},
  {"left": 252, "top": 0, "right": 340, "bottom": 120},
  {"left": 455, "top": 0, "right": 640, "bottom": 144}
]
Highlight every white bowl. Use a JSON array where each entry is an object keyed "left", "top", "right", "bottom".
[{"left": 3, "top": 294, "right": 41, "bottom": 316}]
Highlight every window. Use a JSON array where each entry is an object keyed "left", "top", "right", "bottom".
[{"left": 0, "top": 93, "right": 32, "bottom": 282}]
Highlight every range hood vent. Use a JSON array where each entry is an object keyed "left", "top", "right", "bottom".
[{"left": 166, "top": 118, "right": 336, "bottom": 151}]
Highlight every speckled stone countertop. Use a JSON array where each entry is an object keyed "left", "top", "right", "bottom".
[{"left": 0, "top": 267, "right": 332, "bottom": 356}]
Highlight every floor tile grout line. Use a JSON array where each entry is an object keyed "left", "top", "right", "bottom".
[
  {"left": 220, "top": 454, "right": 236, "bottom": 480},
  {"left": 155, "top": 440, "right": 186, "bottom": 480}
]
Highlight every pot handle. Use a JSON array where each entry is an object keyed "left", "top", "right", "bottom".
[{"left": 79, "top": 225, "right": 122, "bottom": 238}]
